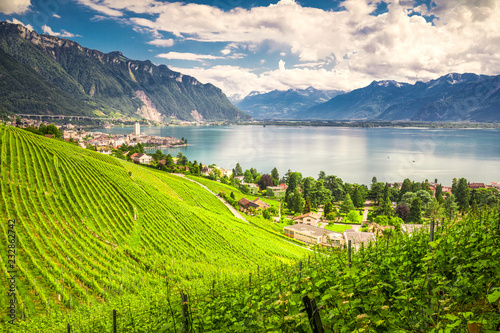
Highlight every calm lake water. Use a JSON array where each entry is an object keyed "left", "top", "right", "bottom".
[{"left": 95, "top": 125, "right": 500, "bottom": 186}]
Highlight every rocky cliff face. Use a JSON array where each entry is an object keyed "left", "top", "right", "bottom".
[{"left": 0, "top": 21, "right": 250, "bottom": 121}]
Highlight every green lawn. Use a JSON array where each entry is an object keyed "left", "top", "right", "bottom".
[{"left": 324, "top": 223, "right": 353, "bottom": 233}]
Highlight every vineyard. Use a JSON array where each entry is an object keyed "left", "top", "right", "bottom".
[
  {"left": 0, "top": 125, "right": 308, "bottom": 331},
  {"left": 0, "top": 125, "right": 499, "bottom": 332}
]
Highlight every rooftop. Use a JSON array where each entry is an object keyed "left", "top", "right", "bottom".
[{"left": 284, "top": 224, "right": 342, "bottom": 238}]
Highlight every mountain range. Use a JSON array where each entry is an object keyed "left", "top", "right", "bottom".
[
  {"left": 0, "top": 21, "right": 250, "bottom": 122},
  {"left": 296, "top": 73, "right": 500, "bottom": 122},
  {"left": 235, "top": 87, "right": 343, "bottom": 119}
]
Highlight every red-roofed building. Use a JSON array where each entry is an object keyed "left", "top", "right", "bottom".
[{"left": 293, "top": 212, "right": 321, "bottom": 226}]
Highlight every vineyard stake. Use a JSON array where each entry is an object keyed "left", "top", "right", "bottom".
[
  {"left": 302, "top": 295, "right": 324, "bottom": 333},
  {"left": 112, "top": 309, "right": 117, "bottom": 333},
  {"left": 67, "top": 323, "right": 70, "bottom": 333},
  {"left": 348, "top": 240, "right": 352, "bottom": 268},
  {"left": 298, "top": 261, "right": 302, "bottom": 281},
  {"left": 181, "top": 293, "right": 189, "bottom": 332},
  {"left": 248, "top": 273, "right": 252, "bottom": 289}
]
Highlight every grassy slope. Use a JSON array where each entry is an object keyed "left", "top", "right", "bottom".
[{"left": 0, "top": 125, "right": 307, "bottom": 326}]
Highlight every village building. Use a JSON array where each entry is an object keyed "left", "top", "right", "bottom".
[
  {"left": 238, "top": 197, "right": 270, "bottom": 210},
  {"left": 468, "top": 182, "right": 486, "bottom": 189},
  {"left": 133, "top": 153, "right": 152, "bottom": 164},
  {"left": 266, "top": 186, "right": 285, "bottom": 198},
  {"left": 234, "top": 175, "right": 244, "bottom": 182},
  {"left": 239, "top": 182, "right": 259, "bottom": 194},
  {"left": 284, "top": 224, "right": 344, "bottom": 246},
  {"left": 201, "top": 166, "right": 213, "bottom": 176},
  {"left": 292, "top": 212, "right": 322, "bottom": 226},
  {"left": 343, "top": 230, "right": 376, "bottom": 250}
]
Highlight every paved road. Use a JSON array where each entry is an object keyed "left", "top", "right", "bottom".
[
  {"left": 172, "top": 174, "right": 249, "bottom": 223},
  {"left": 362, "top": 201, "right": 372, "bottom": 224}
]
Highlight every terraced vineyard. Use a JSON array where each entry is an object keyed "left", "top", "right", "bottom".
[
  {"left": 0, "top": 125, "right": 307, "bottom": 331},
  {"left": 1, "top": 125, "right": 499, "bottom": 332}
]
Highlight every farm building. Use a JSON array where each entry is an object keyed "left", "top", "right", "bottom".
[{"left": 284, "top": 224, "right": 344, "bottom": 246}]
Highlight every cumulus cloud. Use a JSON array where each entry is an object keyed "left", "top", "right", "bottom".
[
  {"left": 77, "top": 0, "right": 500, "bottom": 96},
  {"left": 157, "top": 52, "right": 224, "bottom": 62},
  {"left": 76, "top": 0, "right": 123, "bottom": 17},
  {"left": 42, "top": 25, "right": 79, "bottom": 38},
  {"left": 147, "top": 39, "right": 174, "bottom": 47},
  {"left": 170, "top": 64, "right": 372, "bottom": 101},
  {"left": 6, "top": 18, "right": 33, "bottom": 30},
  {"left": 0, "top": 0, "right": 30, "bottom": 14},
  {"left": 53, "top": 13, "right": 61, "bottom": 18}
]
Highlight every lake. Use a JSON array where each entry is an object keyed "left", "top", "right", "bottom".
[{"left": 94, "top": 125, "right": 500, "bottom": 186}]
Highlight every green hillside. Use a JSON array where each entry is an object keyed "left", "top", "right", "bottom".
[{"left": 0, "top": 125, "right": 306, "bottom": 331}]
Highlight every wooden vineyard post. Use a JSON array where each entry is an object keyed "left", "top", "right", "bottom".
[
  {"left": 112, "top": 309, "right": 117, "bottom": 333},
  {"left": 67, "top": 323, "right": 70, "bottom": 333},
  {"left": 302, "top": 295, "right": 324, "bottom": 333},
  {"left": 248, "top": 273, "right": 252, "bottom": 289},
  {"left": 298, "top": 261, "right": 302, "bottom": 281},
  {"left": 347, "top": 240, "right": 352, "bottom": 268},
  {"left": 386, "top": 235, "right": 389, "bottom": 251},
  {"left": 181, "top": 293, "right": 189, "bottom": 332}
]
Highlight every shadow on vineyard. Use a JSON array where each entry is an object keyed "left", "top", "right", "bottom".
[{"left": 0, "top": 125, "right": 499, "bottom": 332}]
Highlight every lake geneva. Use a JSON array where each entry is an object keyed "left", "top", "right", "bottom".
[{"left": 95, "top": 125, "right": 500, "bottom": 186}]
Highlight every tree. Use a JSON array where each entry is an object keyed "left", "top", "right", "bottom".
[
  {"left": 165, "top": 154, "right": 174, "bottom": 166},
  {"left": 323, "top": 202, "right": 334, "bottom": 217},
  {"left": 309, "top": 180, "right": 332, "bottom": 207},
  {"left": 395, "top": 203, "right": 410, "bottom": 221},
  {"left": 340, "top": 193, "right": 355, "bottom": 214},
  {"left": 303, "top": 197, "right": 312, "bottom": 213},
  {"left": 230, "top": 192, "right": 236, "bottom": 200},
  {"left": 233, "top": 163, "right": 243, "bottom": 176},
  {"left": 318, "top": 171, "right": 326, "bottom": 181},
  {"left": 250, "top": 168, "right": 258, "bottom": 180},
  {"left": 324, "top": 175, "right": 345, "bottom": 201},
  {"left": 258, "top": 174, "right": 273, "bottom": 190},
  {"left": 435, "top": 184, "right": 444, "bottom": 204},
  {"left": 86, "top": 144, "right": 95, "bottom": 151},
  {"left": 408, "top": 197, "right": 422, "bottom": 223},
  {"left": 291, "top": 188, "right": 304, "bottom": 214},
  {"left": 286, "top": 172, "right": 301, "bottom": 195},
  {"left": 444, "top": 193, "right": 459, "bottom": 218},
  {"left": 243, "top": 170, "right": 253, "bottom": 183},
  {"left": 352, "top": 186, "right": 364, "bottom": 208},
  {"left": 271, "top": 167, "right": 280, "bottom": 185},
  {"left": 345, "top": 210, "right": 360, "bottom": 224},
  {"left": 262, "top": 209, "right": 271, "bottom": 220},
  {"left": 302, "top": 177, "right": 315, "bottom": 200},
  {"left": 45, "top": 124, "right": 61, "bottom": 138},
  {"left": 454, "top": 178, "right": 470, "bottom": 211},
  {"left": 152, "top": 149, "right": 165, "bottom": 161},
  {"left": 399, "top": 178, "right": 412, "bottom": 201},
  {"left": 425, "top": 198, "right": 443, "bottom": 220}
]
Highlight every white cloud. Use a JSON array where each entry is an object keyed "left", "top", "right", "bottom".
[
  {"left": 157, "top": 52, "right": 224, "bottom": 62},
  {"left": 77, "top": 0, "right": 500, "bottom": 94},
  {"left": 6, "top": 18, "right": 33, "bottom": 30},
  {"left": 147, "top": 39, "right": 174, "bottom": 47},
  {"left": 42, "top": 25, "right": 79, "bottom": 38},
  {"left": 278, "top": 59, "right": 286, "bottom": 71},
  {"left": 169, "top": 64, "right": 372, "bottom": 100},
  {"left": 53, "top": 13, "right": 61, "bottom": 18},
  {"left": 76, "top": 0, "right": 123, "bottom": 17},
  {"left": 0, "top": 0, "right": 30, "bottom": 14}
]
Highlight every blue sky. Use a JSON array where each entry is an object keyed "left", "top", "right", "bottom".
[{"left": 1, "top": 0, "right": 499, "bottom": 100}]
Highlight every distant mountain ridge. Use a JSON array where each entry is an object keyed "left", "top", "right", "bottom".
[
  {"left": 297, "top": 73, "right": 500, "bottom": 122},
  {"left": 236, "top": 87, "right": 343, "bottom": 119},
  {"left": 0, "top": 21, "right": 250, "bottom": 121}
]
